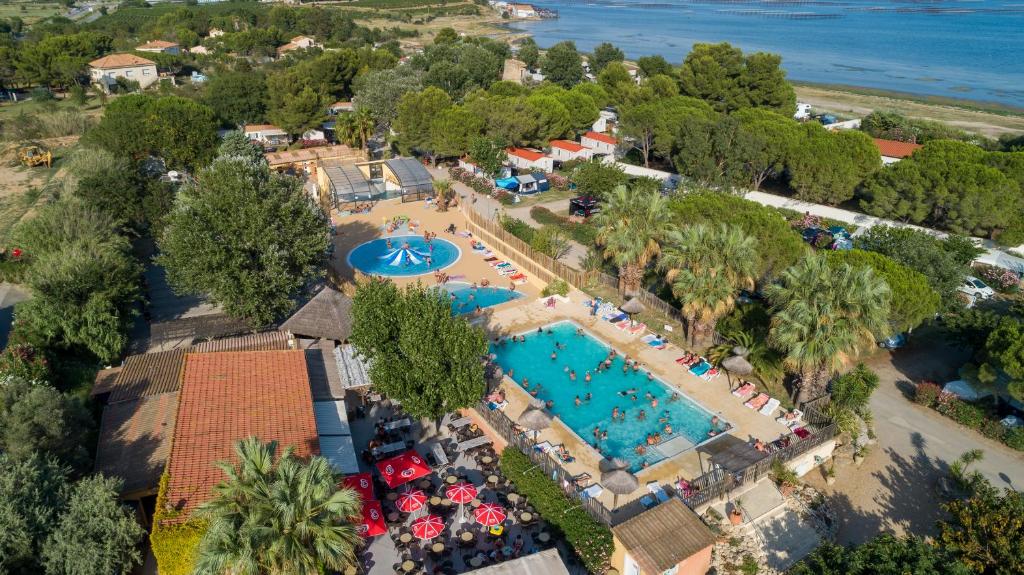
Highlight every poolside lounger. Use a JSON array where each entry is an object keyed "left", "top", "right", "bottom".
[
  {"left": 509, "top": 273, "right": 527, "bottom": 281},
  {"left": 512, "top": 278, "right": 528, "bottom": 285},
  {"left": 488, "top": 400, "right": 508, "bottom": 411},
  {"left": 627, "top": 323, "right": 647, "bottom": 335},
  {"left": 759, "top": 397, "right": 781, "bottom": 417},
  {"left": 732, "top": 382, "right": 756, "bottom": 398},
  {"left": 580, "top": 484, "right": 603, "bottom": 499},
  {"left": 534, "top": 441, "right": 553, "bottom": 453},
  {"left": 478, "top": 250, "right": 494, "bottom": 257},
  {"left": 689, "top": 361, "right": 711, "bottom": 377},
  {"left": 777, "top": 409, "right": 803, "bottom": 427},
  {"left": 607, "top": 313, "right": 628, "bottom": 324},
  {"left": 640, "top": 334, "right": 657, "bottom": 344},
  {"left": 495, "top": 262, "right": 514, "bottom": 269},
  {"left": 483, "top": 257, "right": 498, "bottom": 262},
  {"left": 647, "top": 481, "right": 669, "bottom": 503},
  {"left": 614, "top": 320, "right": 631, "bottom": 330},
  {"left": 497, "top": 269, "right": 519, "bottom": 277},
  {"left": 745, "top": 393, "right": 770, "bottom": 411},
  {"left": 457, "top": 231, "right": 473, "bottom": 238}
]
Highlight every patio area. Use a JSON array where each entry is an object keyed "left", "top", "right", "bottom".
[{"left": 348, "top": 396, "right": 583, "bottom": 575}]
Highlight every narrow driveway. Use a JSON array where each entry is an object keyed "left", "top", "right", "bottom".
[{"left": 809, "top": 330, "right": 1024, "bottom": 544}]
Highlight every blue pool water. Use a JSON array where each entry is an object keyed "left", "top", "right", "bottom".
[
  {"left": 347, "top": 235, "right": 460, "bottom": 277},
  {"left": 490, "top": 321, "right": 720, "bottom": 471},
  {"left": 438, "top": 282, "right": 522, "bottom": 315}
]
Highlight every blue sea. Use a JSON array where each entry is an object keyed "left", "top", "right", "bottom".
[{"left": 515, "top": 0, "right": 1024, "bottom": 108}]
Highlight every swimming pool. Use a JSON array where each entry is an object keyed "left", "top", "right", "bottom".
[
  {"left": 438, "top": 282, "right": 522, "bottom": 315},
  {"left": 490, "top": 321, "right": 721, "bottom": 471},
  {"left": 347, "top": 235, "right": 460, "bottom": 277}
]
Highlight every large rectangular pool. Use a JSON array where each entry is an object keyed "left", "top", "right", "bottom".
[{"left": 490, "top": 321, "right": 721, "bottom": 471}]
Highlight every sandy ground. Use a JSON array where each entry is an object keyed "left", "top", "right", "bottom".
[
  {"left": 795, "top": 86, "right": 1024, "bottom": 138},
  {"left": 804, "top": 328, "right": 1024, "bottom": 545}
]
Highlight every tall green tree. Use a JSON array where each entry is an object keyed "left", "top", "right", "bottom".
[
  {"left": 0, "top": 378, "right": 93, "bottom": 471},
  {"left": 467, "top": 136, "right": 507, "bottom": 178},
  {"left": 589, "top": 42, "right": 624, "bottom": 73},
  {"left": 430, "top": 105, "right": 484, "bottom": 159},
  {"left": 526, "top": 94, "right": 572, "bottom": 143},
  {"left": 732, "top": 107, "right": 801, "bottom": 189},
  {"left": 660, "top": 224, "right": 758, "bottom": 344},
  {"left": 42, "top": 475, "right": 146, "bottom": 575},
  {"left": 517, "top": 37, "right": 539, "bottom": 69},
  {"left": 767, "top": 254, "right": 891, "bottom": 403},
  {"left": 672, "top": 113, "right": 750, "bottom": 188},
  {"left": 678, "top": 42, "right": 796, "bottom": 115},
  {"left": 855, "top": 226, "right": 977, "bottom": 303},
  {"left": 352, "top": 67, "right": 423, "bottom": 128},
  {"left": 619, "top": 96, "right": 712, "bottom": 167},
  {"left": 541, "top": 41, "right": 584, "bottom": 88},
  {"left": 349, "top": 279, "right": 488, "bottom": 419},
  {"left": 571, "top": 160, "right": 628, "bottom": 198},
  {"left": 157, "top": 156, "right": 328, "bottom": 326},
  {"left": 791, "top": 534, "right": 970, "bottom": 575},
  {"left": 789, "top": 123, "right": 880, "bottom": 204},
  {"left": 394, "top": 86, "right": 453, "bottom": 156},
  {"left": 637, "top": 55, "right": 673, "bottom": 78},
  {"left": 592, "top": 185, "right": 675, "bottom": 295},
  {"left": 196, "top": 438, "right": 362, "bottom": 575},
  {"left": 825, "top": 249, "right": 940, "bottom": 334},
  {"left": 203, "top": 70, "right": 269, "bottom": 126},
  {"left": 0, "top": 453, "right": 69, "bottom": 574}
]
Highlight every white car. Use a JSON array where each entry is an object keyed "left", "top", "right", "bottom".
[{"left": 959, "top": 276, "right": 995, "bottom": 300}]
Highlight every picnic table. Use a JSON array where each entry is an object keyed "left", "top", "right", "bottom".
[
  {"left": 371, "top": 440, "right": 406, "bottom": 458},
  {"left": 383, "top": 418, "right": 411, "bottom": 431},
  {"left": 431, "top": 443, "right": 450, "bottom": 466},
  {"left": 449, "top": 416, "right": 472, "bottom": 428},
  {"left": 456, "top": 435, "right": 492, "bottom": 453}
]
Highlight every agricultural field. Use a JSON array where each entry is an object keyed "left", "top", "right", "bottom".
[{"left": 0, "top": 0, "right": 64, "bottom": 24}]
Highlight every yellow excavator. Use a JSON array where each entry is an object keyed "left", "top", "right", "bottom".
[{"left": 18, "top": 144, "right": 52, "bottom": 168}]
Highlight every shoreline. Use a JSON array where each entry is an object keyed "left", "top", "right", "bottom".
[{"left": 791, "top": 81, "right": 1024, "bottom": 118}]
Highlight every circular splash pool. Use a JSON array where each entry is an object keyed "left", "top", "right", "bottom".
[{"left": 347, "top": 235, "right": 460, "bottom": 277}]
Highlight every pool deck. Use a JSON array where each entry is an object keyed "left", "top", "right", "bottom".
[{"left": 332, "top": 198, "right": 790, "bottom": 513}]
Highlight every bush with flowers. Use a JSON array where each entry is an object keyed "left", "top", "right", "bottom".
[{"left": 974, "top": 263, "right": 1020, "bottom": 293}]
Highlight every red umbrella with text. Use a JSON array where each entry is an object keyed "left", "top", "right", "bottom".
[
  {"left": 446, "top": 482, "right": 478, "bottom": 524},
  {"left": 410, "top": 514, "right": 445, "bottom": 540},
  {"left": 396, "top": 488, "right": 426, "bottom": 514},
  {"left": 342, "top": 472, "right": 375, "bottom": 503},
  {"left": 375, "top": 450, "right": 431, "bottom": 489},
  {"left": 473, "top": 503, "right": 507, "bottom": 527},
  {"left": 355, "top": 500, "right": 387, "bottom": 538}
]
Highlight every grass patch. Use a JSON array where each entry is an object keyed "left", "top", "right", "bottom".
[
  {"left": 513, "top": 187, "right": 576, "bottom": 208},
  {"left": 0, "top": 0, "right": 64, "bottom": 25},
  {"left": 0, "top": 185, "right": 46, "bottom": 246}
]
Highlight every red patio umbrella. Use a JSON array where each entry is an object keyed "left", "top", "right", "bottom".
[
  {"left": 445, "top": 482, "right": 478, "bottom": 504},
  {"left": 342, "top": 472, "right": 375, "bottom": 503},
  {"left": 355, "top": 500, "right": 387, "bottom": 538},
  {"left": 473, "top": 503, "right": 507, "bottom": 526},
  {"left": 410, "top": 514, "right": 445, "bottom": 540},
  {"left": 396, "top": 488, "right": 426, "bottom": 513},
  {"left": 375, "top": 450, "right": 431, "bottom": 489}
]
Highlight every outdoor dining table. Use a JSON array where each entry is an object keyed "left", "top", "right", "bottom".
[
  {"left": 371, "top": 440, "right": 406, "bottom": 458},
  {"left": 519, "top": 512, "right": 533, "bottom": 523},
  {"left": 460, "top": 532, "right": 474, "bottom": 543},
  {"left": 486, "top": 475, "right": 499, "bottom": 485},
  {"left": 507, "top": 493, "right": 520, "bottom": 504},
  {"left": 537, "top": 532, "right": 550, "bottom": 543},
  {"left": 399, "top": 533, "right": 413, "bottom": 544},
  {"left": 401, "top": 560, "right": 416, "bottom": 572},
  {"left": 470, "top": 499, "right": 482, "bottom": 508},
  {"left": 441, "top": 498, "right": 453, "bottom": 506},
  {"left": 383, "top": 418, "right": 412, "bottom": 431},
  {"left": 480, "top": 455, "right": 494, "bottom": 465},
  {"left": 429, "top": 496, "right": 442, "bottom": 506},
  {"left": 468, "top": 557, "right": 483, "bottom": 568},
  {"left": 445, "top": 475, "right": 459, "bottom": 485},
  {"left": 431, "top": 542, "right": 445, "bottom": 554}
]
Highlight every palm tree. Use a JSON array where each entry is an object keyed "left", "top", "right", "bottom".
[
  {"left": 433, "top": 178, "right": 455, "bottom": 211},
  {"left": 592, "top": 185, "right": 675, "bottom": 296},
  {"left": 195, "top": 437, "right": 362, "bottom": 575},
  {"left": 660, "top": 223, "right": 758, "bottom": 343},
  {"left": 766, "top": 255, "right": 890, "bottom": 404},
  {"left": 709, "top": 330, "right": 784, "bottom": 386}
]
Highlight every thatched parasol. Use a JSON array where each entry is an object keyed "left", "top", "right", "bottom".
[
  {"left": 722, "top": 355, "right": 754, "bottom": 376},
  {"left": 601, "top": 467, "right": 640, "bottom": 507},
  {"left": 599, "top": 457, "right": 630, "bottom": 473},
  {"left": 620, "top": 297, "right": 645, "bottom": 326},
  {"left": 518, "top": 406, "right": 553, "bottom": 441}
]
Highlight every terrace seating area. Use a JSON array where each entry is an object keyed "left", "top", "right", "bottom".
[{"left": 349, "top": 396, "right": 576, "bottom": 575}]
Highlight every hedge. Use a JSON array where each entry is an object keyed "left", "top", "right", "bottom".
[
  {"left": 913, "top": 382, "right": 1019, "bottom": 450},
  {"left": 529, "top": 206, "right": 598, "bottom": 246},
  {"left": 150, "top": 473, "right": 206, "bottom": 575},
  {"left": 499, "top": 448, "right": 613, "bottom": 572}
]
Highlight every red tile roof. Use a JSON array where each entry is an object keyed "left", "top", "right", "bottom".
[
  {"left": 89, "top": 54, "right": 156, "bottom": 69},
  {"left": 550, "top": 140, "right": 587, "bottom": 152},
  {"left": 583, "top": 131, "right": 617, "bottom": 146},
  {"left": 873, "top": 138, "right": 922, "bottom": 159},
  {"left": 163, "top": 351, "right": 319, "bottom": 522},
  {"left": 506, "top": 147, "right": 546, "bottom": 161}
]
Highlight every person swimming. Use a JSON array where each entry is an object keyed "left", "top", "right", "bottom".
[
  {"left": 550, "top": 351, "right": 557, "bottom": 360},
  {"left": 618, "top": 388, "right": 639, "bottom": 396},
  {"left": 664, "top": 423, "right": 673, "bottom": 434},
  {"left": 545, "top": 400, "right": 554, "bottom": 409},
  {"left": 584, "top": 392, "right": 593, "bottom": 402},
  {"left": 574, "top": 395, "right": 582, "bottom": 406},
  {"left": 611, "top": 407, "right": 620, "bottom": 419},
  {"left": 584, "top": 371, "right": 592, "bottom": 383},
  {"left": 638, "top": 409, "right": 646, "bottom": 421},
  {"left": 651, "top": 398, "right": 659, "bottom": 408},
  {"left": 569, "top": 370, "right": 577, "bottom": 381}
]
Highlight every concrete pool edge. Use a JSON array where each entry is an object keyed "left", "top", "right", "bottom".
[
  {"left": 345, "top": 234, "right": 463, "bottom": 278},
  {"left": 496, "top": 318, "right": 732, "bottom": 474}
]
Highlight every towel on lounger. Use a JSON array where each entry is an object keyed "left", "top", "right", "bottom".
[
  {"left": 759, "top": 397, "right": 781, "bottom": 417},
  {"left": 732, "top": 382, "right": 756, "bottom": 398},
  {"left": 745, "top": 393, "right": 770, "bottom": 410}
]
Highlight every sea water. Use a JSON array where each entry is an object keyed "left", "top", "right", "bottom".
[
  {"left": 516, "top": 0, "right": 1024, "bottom": 107},
  {"left": 490, "top": 320, "right": 718, "bottom": 471}
]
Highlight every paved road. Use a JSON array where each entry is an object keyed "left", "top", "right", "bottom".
[{"left": 810, "top": 332, "right": 1024, "bottom": 544}]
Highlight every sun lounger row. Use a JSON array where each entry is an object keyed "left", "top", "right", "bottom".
[
  {"left": 675, "top": 355, "right": 720, "bottom": 380},
  {"left": 743, "top": 391, "right": 781, "bottom": 417}
]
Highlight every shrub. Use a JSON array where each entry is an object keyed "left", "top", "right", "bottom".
[
  {"left": 500, "top": 216, "right": 535, "bottom": 243},
  {"left": 974, "top": 263, "right": 1020, "bottom": 293},
  {"left": 500, "top": 448, "right": 613, "bottom": 572},
  {"left": 913, "top": 381, "right": 942, "bottom": 407},
  {"left": 949, "top": 401, "right": 986, "bottom": 429},
  {"left": 0, "top": 344, "right": 50, "bottom": 382},
  {"left": 978, "top": 418, "right": 1007, "bottom": 441},
  {"left": 542, "top": 278, "right": 570, "bottom": 297},
  {"left": 1006, "top": 427, "right": 1024, "bottom": 451},
  {"left": 150, "top": 474, "right": 205, "bottom": 575}
]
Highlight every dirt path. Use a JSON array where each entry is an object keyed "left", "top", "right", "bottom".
[
  {"left": 795, "top": 86, "right": 1024, "bottom": 139},
  {"left": 806, "top": 329, "right": 1024, "bottom": 545}
]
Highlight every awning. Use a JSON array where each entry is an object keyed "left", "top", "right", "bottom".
[
  {"left": 313, "top": 400, "right": 350, "bottom": 435},
  {"left": 495, "top": 177, "right": 519, "bottom": 190},
  {"left": 320, "top": 435, "right": 360, "bottom": 474},
  {"left": 516, "top": 174, "right": 536, "bottom": 185},
  {"left": 376, "top": 450, "right": 431, "bottom": 488}
]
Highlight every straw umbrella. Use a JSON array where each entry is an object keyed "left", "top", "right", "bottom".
[
  {"left": 620, "top": 297, "right": 645, "bottom": 327},
  {"left": 601, "top": 467, "right": 640, "bottom": 508},
  {"left": 722, "top": 346, "right": 753, "bottom": 386},
  {"left": 517, "top": 405, "right": 553, "bottom": 442}
]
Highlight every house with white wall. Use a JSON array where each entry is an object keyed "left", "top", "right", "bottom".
[
  {"left": 244, "top": 124, "right": 291, "bottom": 147},
  {"left": 581, "top": 131, "right": 618, "bottom": 158},
  {"left": 89, "top": 54, "right": 158, "bottom": 92},
  {"left": 136, "top": 40, "right": 180, "bottom": 55},
  {"left": 549, "top": 140, "right": 593, "bottom": 163},
  {"left": 874, "top": 138, "right": 922, "bottom": 165},
  {"left": 506, "top": 147, "right": 553, "bottom": 172}
]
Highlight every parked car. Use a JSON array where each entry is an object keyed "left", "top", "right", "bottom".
[{"left": 959, "top": 276, "right": 995, "bottom": 300}]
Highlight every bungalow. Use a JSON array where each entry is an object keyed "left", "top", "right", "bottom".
[
  {"left": 611, "top": 498, "right": 716, "bottom": 575},
  {"left": 135, "top": 40, "right": 180, "bottom": 55},
  {"left": 329, "top": 101, "right": 354, "bottom": 114},
  {"left": 506, "top": 147, "right": 554, "bottom": 173},
  {"left": 510, "top": 3, "right": 536, "bottom": 17},
  {"left": 549, "top": 139, "right": 593, "bottom": 162},
  {"left": 581, "top": 130, "right": 618, "bottom": 157},
  {"left": 89, "top": 54, "right": 158, "bottom": 92},
  {"left": 874, "top": 138, "right": 922, "bottom": 165},
  {"left": 244, "top": 124, "right": 291, "bottom": 147},
  {"left": 278, "top": 35, "right": 319, "bottom": 56}
]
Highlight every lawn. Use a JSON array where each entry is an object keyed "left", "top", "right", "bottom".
[
  {"left": 0, "top": 0, "right": 64, "bottom": 24},
  {"left": 0, "top": 95, "right": 105, "bottom": 123}
]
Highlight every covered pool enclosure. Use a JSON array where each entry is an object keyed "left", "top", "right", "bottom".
[{"left": 319, "top": 157, "right": 435, "bottom": 211}]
